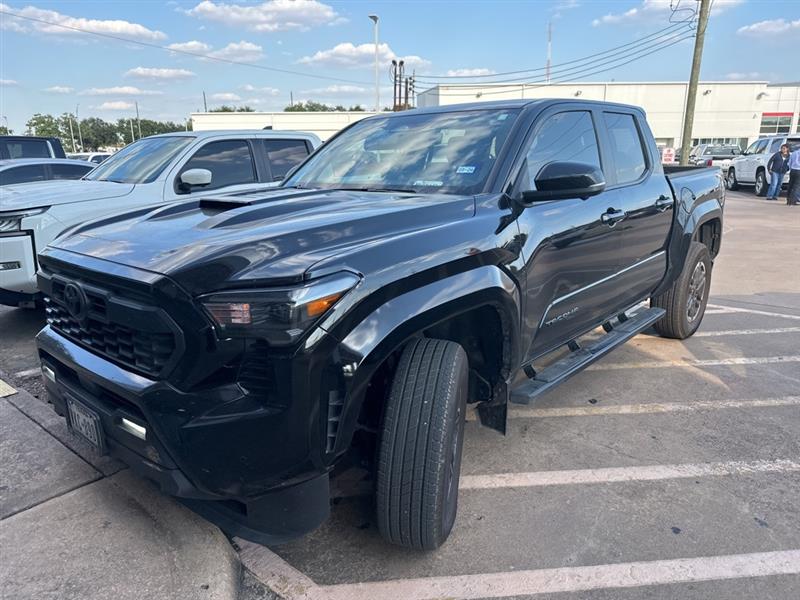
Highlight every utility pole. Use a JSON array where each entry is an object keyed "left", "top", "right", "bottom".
[
  {"left": 679, "top": 0, "right": 711, "bottom": 166},
  {"left": 75, "top": 104, "right": 84, "bottom": 151},
  {"left": 129, "top": 119, "right": 135, "bottom": 144},
  {"left": 202, "top": 91, "right": 208, "bottom": 112},
  {"left": 545, "top": 21, "right": 552, "bottom": 84},
  {"left": 290, "top": 91, "right": 294, "bottom": 107},
  {"left": 68, "top": 116, "right": 76, "bottom": 152},
  {"left": 369, "top": 14, "right": 380, "bottom": 113},
  {"left": 135, "top": 101, "right": 142, "bottom": 139}
]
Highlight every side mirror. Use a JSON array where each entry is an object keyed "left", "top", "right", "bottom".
[
  {"left": 179, "top": 168, "right": 212, "bottom": 191},
  {"left": 519, "top": 161, "right": 606, "bottom": 203}
]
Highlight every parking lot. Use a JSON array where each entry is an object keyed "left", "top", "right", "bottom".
[{"left": 1, "top": 189, "right": 799, "bottom": 599}]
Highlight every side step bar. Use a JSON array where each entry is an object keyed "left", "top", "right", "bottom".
[{"left": 510, "top": 307, "right": 666, "bottom": 405}]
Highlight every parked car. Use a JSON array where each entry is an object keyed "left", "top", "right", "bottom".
[
  {"left": 689, "top": 144, "right": 740, "bottom": 171},
  {"left": 0, "top": 130, "right": 320, "bottom": 307},
  {"left": 0, "top": 135, "right": 67, "bottom": 159},
  {"left": 0, "top": 158, "right": 95, "bottom": 186},
  {"left": 726, "top": 134, "right": 800, "bottom": 195},
  {"left": 67, "top": 152, "right": 111, "bottom": 164},
  {"left": 35, "top": 99, "right": 723, "bottom": 550}
]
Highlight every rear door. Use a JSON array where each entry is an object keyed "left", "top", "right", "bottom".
[{"left": 598, "top": 110, "right": 673, "bottom": 303}]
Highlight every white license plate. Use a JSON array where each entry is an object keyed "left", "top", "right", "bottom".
[{"left": 66, "top": 395, "right": 104, "bottom": 452}]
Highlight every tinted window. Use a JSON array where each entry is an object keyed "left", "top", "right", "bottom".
[
  {"left": 0, "top": 164, "right": 48, "bottom": 185},
  {"left": 604, "top": 112, "right": 647, "bottom": 184},
  {"left": 769, "top": 139, "right": 783, "bottom": 153},
  {"left": 181, "top": 140, "right": 256, "bottom": 191},
  {"left": 262, "top": 139, "right": 309, "bottom": 180},
  {"left": 753, "top": 139, "right": 769, "bottom": 154},
  {"left": 2, "top": 139, "right": 51, "bottom": 159},
  {"left": 51, "top": 163, "right": 93, "bottom": 180},
  {"left": 86, "top": 136, "right": 193, "bottom": 184},
  {"left": 91, "top": 155, "right": 109, "bottom": 164},
  {"left": 524, "top": 111, "right": 600, "bottom": 189}
]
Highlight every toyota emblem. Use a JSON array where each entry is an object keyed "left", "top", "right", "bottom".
[{"left": 63, "top": 282, "right": 88, "bottom": 321}]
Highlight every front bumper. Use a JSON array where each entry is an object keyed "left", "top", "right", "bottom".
[
  {"left": 36, "top": 325, "right": 332, "bottom": 543},
  {"left": 0, "top": 233, "right": 39, "bottom": 302}
]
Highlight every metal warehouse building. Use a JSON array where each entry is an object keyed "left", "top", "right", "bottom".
[{"left": 191, "top": 80, "right": 800, "bottom": 148}]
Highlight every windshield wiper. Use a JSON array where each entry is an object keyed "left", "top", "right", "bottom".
[{"left": 334, "top": 186, "right": 418, "bottom": 194}]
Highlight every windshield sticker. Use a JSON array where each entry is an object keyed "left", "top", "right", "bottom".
[
  {"left": 413, "top": 180, "right": 443, "bottom": 187},
  {"left": 456, "top": 166, "right": 476, "bottom": 174}
]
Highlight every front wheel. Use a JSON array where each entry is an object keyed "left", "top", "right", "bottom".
[
  {"left": 754, "top": 170, "right": 767, "bottom": 197},
  {"left": 376, "top": 338, "right": 468, "bottom": 550},
  {"left": 651, "top": 241, "right": 712, "bottom": 339},
  {"left": 725, "top": 168, "right": 738, "bottom": 191}
]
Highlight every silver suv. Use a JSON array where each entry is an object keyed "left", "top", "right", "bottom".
[{"left": 726, "top": 134, "right": 800, "bottom": 196}]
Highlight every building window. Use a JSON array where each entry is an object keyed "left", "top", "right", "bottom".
[{"left": 759, "top": 113, "right": 792, "bottom": 135}]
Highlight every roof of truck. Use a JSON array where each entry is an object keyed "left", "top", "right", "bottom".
[
  {"left": 150, "top": 130, "right": 321, "bottom": 141},
  {"left": 365, "top": 98, "right": 646, "bottom": 118}
]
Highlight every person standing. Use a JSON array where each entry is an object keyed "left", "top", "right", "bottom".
[
  {"left": 766, "top": 144, "right": 790, "bottom": 201},
  {"left": 787, "top": 146, "right": 800, "bottom": 206}
]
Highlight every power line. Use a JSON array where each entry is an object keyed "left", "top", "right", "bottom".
[{"left": 0, "top": 8, "right": 372, "bottom": 86}]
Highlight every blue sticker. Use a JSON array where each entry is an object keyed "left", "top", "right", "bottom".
[{"left": 456, "top": 166, "right": 476, "bottom": 174}]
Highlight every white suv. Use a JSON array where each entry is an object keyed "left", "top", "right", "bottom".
[
  {"left": 0, "top": 130, "right": 320, "bottom": 307},
  {"left": 726, "top": 134, "right": 800, "bottom": 196}
]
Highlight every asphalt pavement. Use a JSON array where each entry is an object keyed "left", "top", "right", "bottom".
[{"left": 1, "top": 189, "right": 798, "bottom": 599}]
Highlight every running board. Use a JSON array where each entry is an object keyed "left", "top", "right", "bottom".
[{"left": 510, "top": 307, "right": 666, "bottom": 405}]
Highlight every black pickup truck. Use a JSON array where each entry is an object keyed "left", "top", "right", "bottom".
[{"left": 35, "top": 99, "right": 724, "bottom": 550}]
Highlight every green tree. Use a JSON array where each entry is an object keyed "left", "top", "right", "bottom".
[
  {"left": 0, "top": 126, "right": 12, "bottom": 135},
  {"left": 25, "top": 113, "right": 61, "bottom": 138},
  {"left": 79, "top": 117, "right": 119, "bottom": 150},
  {"left": 209, "top": 105, "right": 255, "bottom": 113}
]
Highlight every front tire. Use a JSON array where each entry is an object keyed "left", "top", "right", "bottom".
[
  {"left": 725, "top": 168, "right": 739, "bottom": 191},
  {"left": 376, "top": 338, "right": 468, "bottom": 550},
  {"left": 754, "top": 170, "right": 767, "bottom": 197},
  {"left": 651, "top": 242, "right": 712, "bottom": 339}
]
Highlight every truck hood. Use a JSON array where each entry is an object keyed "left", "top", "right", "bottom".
[
  {"left": 50, "top": 188, "right": 475, "bottom": 294},
  {"left": 0, "top": 179, "right": 135, "bottom": 211}
]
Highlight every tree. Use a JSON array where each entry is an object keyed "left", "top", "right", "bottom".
[
  {"left": 284, "top": 101, "right": 369, "bottom": 112},
  {"left": 0, "top": 126, "right": 12, "bottom": 135},
  {"left": 209, "top": 105, "right": 256, "bottom": 112},
  {"left": 79, "top": 117, "right": 119, "bottom": 150},
  {"left": 25, "top": 114, "right": 61, "bottom": 138}
]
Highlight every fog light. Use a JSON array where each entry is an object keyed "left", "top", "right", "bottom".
[
  {"left": 0, "top": 261, "right": 21, "bottom": 271},
  {"left": 120, "top": 418, "right": 147, "bottom": 440},
  {"left": 41, "top": 365, "right": 56, "bottom": 383}
]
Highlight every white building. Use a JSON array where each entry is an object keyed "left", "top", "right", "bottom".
[
  {"left": 418, "top": 81, "right": 800, "bottom": 149},
  {"left": 190, "top": 81, "right": 800, "bottom": 149}
]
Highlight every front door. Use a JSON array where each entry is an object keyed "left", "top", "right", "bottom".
[{"left": 513, "top": 109, "right": 625, "bottom": 362}]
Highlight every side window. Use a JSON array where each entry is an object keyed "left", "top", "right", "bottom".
[
  {"left": 51, "top": 163, "right": 93, "bottom": 180},
  {"left": 603, "top": 112, "right": 648, "bottom": 184},
  {"left": 754, "top": 139, "right": 768, "bottom": 155},
  {"left": 769, "top": 138, "right": 783, "bottom": 153},
  {"left": 5, "top": 140, "right": 51, "bottom": 159},
  {"left": 744, "top": 141, "right": 760, "bottom": 155},
  {"left": 180, "top": 140, "right": 256, "bottom": 191},
  {"left": 524, "top": 111, "right": 600, "bottom": 189},
  {"left": 0, "top": 164, "right": 48, "bottom": 185},
  {"left": 261, "top": 139, "right": 310, "bottom": 181}
]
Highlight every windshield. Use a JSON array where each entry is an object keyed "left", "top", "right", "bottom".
[
  {"left": 284, "top": 109, "right": 520, "bottom": 195},
  {"left": 85, "top": 136, "right": 193, "bottom": 184}
]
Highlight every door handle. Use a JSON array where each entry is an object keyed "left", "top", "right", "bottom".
[
  {"left": 655, "top": 195, "right": 674, "bottom": 211},
  {"left": 601, "top": 208, "right": 626, "bottom": 226}
]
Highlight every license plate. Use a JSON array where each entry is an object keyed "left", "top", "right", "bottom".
[{"left": 66, "top": 395, "right": 105, "bottom": 453}]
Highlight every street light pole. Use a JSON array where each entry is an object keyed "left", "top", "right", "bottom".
[
  {"left": 369, "top": 14, "right": 380, "bottom": 113},
  {"left": 75, "top": 104, "right": 84, "bottom": 151},
  {"left": 679, "top": 0, "right": 711, "bottom": 166}
]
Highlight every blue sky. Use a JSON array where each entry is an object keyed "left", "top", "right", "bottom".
[{"left": 1, "top": 0, "right": 798, "bottom": 131}]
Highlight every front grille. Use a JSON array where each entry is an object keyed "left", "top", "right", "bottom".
[{"left": 46, "top": 300, "right": 175, "bottom": 377}]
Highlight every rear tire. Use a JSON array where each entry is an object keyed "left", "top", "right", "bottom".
[
  {"left": 376, "top": 338, "right": 468, "bottom": 550},
  {"left": 651, "top": 242, "right": 712, "bottom": 339},
  {"left": 725, "top": 168, "right": 738, "bottom": 191},
  {"left": 754, "top": 170, "right": 767, "bottom": 197}
]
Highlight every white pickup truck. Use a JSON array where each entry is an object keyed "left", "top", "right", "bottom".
[{"left": 0, "top": 130, "right": 320, "bottom": 307}]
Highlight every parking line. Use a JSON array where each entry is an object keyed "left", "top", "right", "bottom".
[
  {"left": 458, "top": 459, "right": 800, "bottom": 490},
  {"left": 0, "top": 378, "right": 16, "bottom": 398},
  {"left": 706, "top": 303, "right": 800, "bottom": 321},
  {"left": 498, "top": 396, "right": 800, "bottom": 420},
  {"left": 588, "top": 355, "right": 800, "bottom": 370},
  {"left": 320, "top": 550, "right": 800, "bottom": 600},
  {"left": 693, "top": 326, "right": 800, "bottom": 337},
  {"left": 236, "top": 538, "right": 318, "bottom": 599}
]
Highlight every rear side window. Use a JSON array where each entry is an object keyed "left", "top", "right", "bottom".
[
  {"left": 2, "top": 139, "right": 51, "bottom": 159},
  {"left": 603, "top": 112, "right": 647, "bottom": 184},
  {"left": 261, "top": 139, "right": 310, "bottom": 181},
  {"left": 180, "top": 140, "right": 256, "bottom": 191},
  {"left": 51, "top": 163, "right": 93, "bottom": 180},
  {"left": 0, "top": 164, "right": 48, "bottom": 185},
  {"left": 524, "top": 111, "right": 601, "bottom": 189}
]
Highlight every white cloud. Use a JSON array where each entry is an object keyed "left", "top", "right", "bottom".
[
  {"left": 724, "top": 72, "right": 763, "bottom": 81},
  {"left": 1, "top": 79, "right": 19, "bottom": 86},
  {"left": 81, "top": 86, "right": 163, "bottom": 96},
  {"left": 125, "top": 67, "right": 196, "bottom": 80},
  {"left": 241, "top": 84, "right": 281, "bottom": 96},
  {"left": 592, "top": 0, "right": 743, "bottom": 26},
  {"left": 208, "top": 40, "right": 263, "bottom": 62},
  {"left": 95, "top": 101, "right": 135, "bottom": 110},
  {"left": 185, "top": 0, "right": 344, "bottom": 32},
  {"left": 300, "top": 84, "right": 368, "bottom": 95},
  {"left": 44, "top": 85, "right": 73, "bottom": 93},
  {"left": 445, "top": 68, "right": 496, "bottom": 77},
  {"left": 211, "top": 92, "right": 242, "bottom": 102},
  {"left": 298, "top": 42, "right": 430, "bottom": 70},
  {"left": 167, "top": 40, "right": 212, "bottom": 53},
  {"left": 737, "top": 18, "right": 800, "bottom": 36},
  {"left": 0, "top": 2, "right": 166, "bottom": 41}
]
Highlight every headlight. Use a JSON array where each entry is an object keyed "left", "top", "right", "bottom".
[
  {"left": 0, "top": 207, "right": 49, "bottom": 233},
  {"left": 200, "top": 272, "right": 360, "bottom": 344}
]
